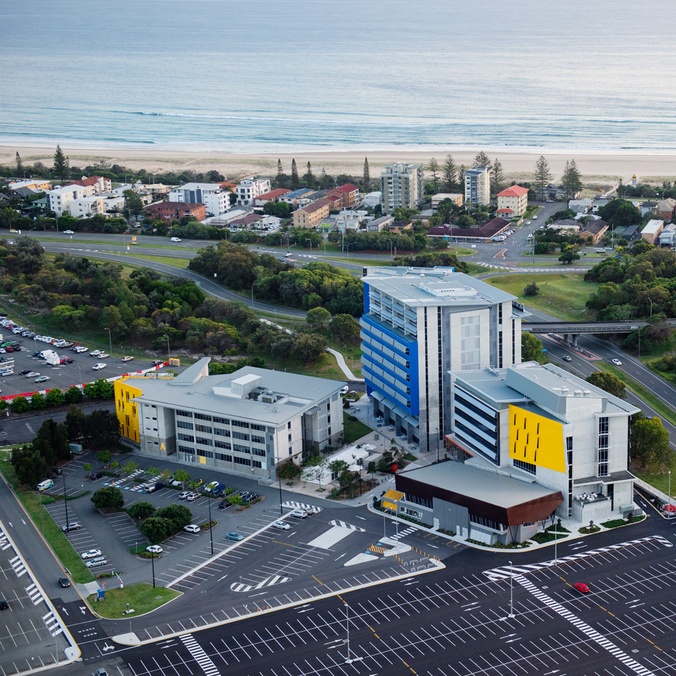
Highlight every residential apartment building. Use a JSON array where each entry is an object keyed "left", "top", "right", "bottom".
[
  {"left": 327, "top": 183, "right": 360, "bottom": 209},
  {"left": 144, "top": 201, "right": 207, "bottom": 222},
  {"left": 48, "top": 184, "right": 91, "bottom": 216},
  {"left": 496, "top": 185, "right": 528, "bottom": 218},
  {"left": 253, "top": 188, "right": 290, "bottom": 207},
  {"left": 235, "top": 177, "right": 272, "bottom": 206},
  {"left": 114, "top": 360, "right": 345, "bottom": 480},
  {"left": 8, "top": 178, "right": 53, "bottom": 193},
  {"left": 360, "top": 267, "right": 522, "bottom": 454},
  {"left": 431, "top": 193, "right": 464, "bottom": 209},
  {"left": 362, "top": 191, "right": 382, "bottom": 208},
  {"left": 641, "top": 219, "right": 664, "bottom": 244},
  {"left": 464, "top": 167, "right": 491, "bottom": 207},
  {"left": 66, "top": 175, "right": 112, "bottom": 194},
  {"left": 380, "top": 163, "right": 423, "bottom": 214},
  {"left": 169, "top": 182, "right": 230, "bottom": 216},
  {"left": 292, "top": 198, "right": 332, "bottom": 229}
]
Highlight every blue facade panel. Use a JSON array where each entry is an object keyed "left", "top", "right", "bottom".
[{"left": 361, "top": 315, "right": 419, "bottom": 416}]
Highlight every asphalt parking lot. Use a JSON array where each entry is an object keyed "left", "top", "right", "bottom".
[{"left": 0, "top": 334, "right": 163, "bottom": 397}]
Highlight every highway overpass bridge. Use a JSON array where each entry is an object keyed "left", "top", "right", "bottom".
[{"left": 522, "top": 319, "right": 676, "bottom": 346}]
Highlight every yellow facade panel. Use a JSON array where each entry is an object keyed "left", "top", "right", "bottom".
[
  {"left": 114, "top": 377, "right": 142, "bottom": 444},
  {"left": 508, "top": 405, "right": 565, "bottom": 473}
]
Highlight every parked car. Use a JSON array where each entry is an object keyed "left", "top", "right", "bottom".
[
  {"left": 92, "top": 363, "right": 107, "bottom": 371},
  {"left": 290, "top": 509, "right": 308, "bottom": 519},
  {"left": 72, "top": 346, "right": 88, "bottom": 353},
  {"left": 0, "top": 600, "right": 8, "bottom": 610},
  {"left": 225, "top": 531, "right": 244, "bottom": 541},
  {"left": 146, "top": 545, "right": 163, "bottom": 554},
  {"left": 183, "top": 524, "right": 201, "bottom": 533},
  {"left": 574, "top": 582, "right": 590, "bottom": 594},
  {"left": 60, "top": 357, "right": 74, "bottom": 364},
  {"left": 218, "top": 499, "right": 231, "bottom": 509},
  {"left": 185, "top": 492, "right": 199, "bottom": 501},
  {"left": 35, "top": 375, "right": 50, "bottom": 383},
  {"left": 81, "top": 549, "right": 103, "bottom": 560},
  {"left": 90, "top": 350, "right": 103, "bottom": 358},
  {"left": 25, "top": 371, "right": 40, "bottom": 378},
  {"left": 121, "top": 356, "right": 134, "bottom": 362},
  {"left": 61, "top": 522, "right": 82, "bottom": 532},
  {"left": 98, "top": 353, "right": 109, "bottom": 359},
  {"left": 85, "top": 558, "right": 108, "bottom": 569},
  {"left": 272, "top": 520, "right": 291, "bottom": 530},
  {"left": 18, "top": 369, "right": 32, "bottom": 376}
]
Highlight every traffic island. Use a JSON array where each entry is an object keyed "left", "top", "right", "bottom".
[{"left": 87, "top": 583, "right": 181, "bottom": 619}]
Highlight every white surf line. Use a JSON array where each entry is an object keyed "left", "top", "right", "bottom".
[{"left": 517, "top": 576, "right": 654, "bottom": 675}]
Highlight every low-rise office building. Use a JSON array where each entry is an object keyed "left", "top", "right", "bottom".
[
  {"left": 394, "top": 361, "right": 639, "bottom": 543},
  {"left": 115, "top": 360, "right": 345, "bottom": 480}
]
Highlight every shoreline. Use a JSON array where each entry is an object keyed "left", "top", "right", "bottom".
[{"left": 2, "top": 142, "right": 676, "bottom": 183}]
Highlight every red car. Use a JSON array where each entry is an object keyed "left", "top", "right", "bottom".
[{"left": 574, "top": 582, "right": 590, "bottom": 594}]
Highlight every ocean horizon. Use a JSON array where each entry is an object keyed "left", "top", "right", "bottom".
[{"left": 3, "top": 0, "right": 676, "bottom": 153}]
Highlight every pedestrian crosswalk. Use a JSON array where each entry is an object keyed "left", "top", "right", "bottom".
[
  {"left": 26, "top": 583, "right": 43, "bottom": 605},
  {"left": 10, "top": 555, "right": 26, "bottom": 577},
  {"left": 180, "top": 634, "right": 221, "bottom": 676},
  {"left": 42, "top": 611, "right": 62, "bottom": 636},
  {"left": 328, "top": 520, "right": 365, "bottom": 532},
  {"left": 517, "top": 576, "right": 652, "bottom": 675},
  {"left": 282, "top": 500, "right": 323, "bottom": 514},
  {"left": 484, "top": 534, "right": 672, "bottom": 581},
  {"left": 230, "top": 574, "right": 290, "bottom": 593},
  {"left": 0, "top": 531, "right": 10, "bottom": 551},
  {"left": 390, "top": 526, "right": 418, "bottom": 541}
]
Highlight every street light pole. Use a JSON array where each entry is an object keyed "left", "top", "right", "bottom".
[
  {"left": 104, "top": 327, "right": 113, "bottom": 357},
  {"left": 669, "top": 470, "right": 672, "bottom": 517},
  {"left": 164, "top": 335, "right": 170, "bottom": 362},
  {"left": 250, "top": 282, "right": 255, "bottom": 311},
  {"left": 151, "top": 551, "right": 156, "bottom": 588},
  {"left": 508, "top": 560, "right": 515, "bottom": 618},
  {"left": 278, "top": 474, "right": 283, "bottom": 516},
  {"left": 207, "top": 495, "right": 214, "bottom": 556}
]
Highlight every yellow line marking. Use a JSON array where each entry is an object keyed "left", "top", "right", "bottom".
[{"left": 312, "top": 575, "right": 323, "bottom": 586}]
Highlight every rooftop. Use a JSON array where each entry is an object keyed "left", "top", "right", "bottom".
[
  {"left": 363, "top": 267, "right": 515, "bottom": 307},
  {"left": 497, "top": 185, "right": 528, "bottom": 198}
]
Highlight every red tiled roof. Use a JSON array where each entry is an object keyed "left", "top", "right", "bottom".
[
  {"left": 497, "top": 185, "right": 528, "bottom": 198},
  {"left": 336, "top": 183, "right": 359, "bottom": 193},
  {"left": 256, "top": 188, "right": 291, "bottom": 200},
  {"left": 300, "top": 198, "right": 332, "bottom": 214}
]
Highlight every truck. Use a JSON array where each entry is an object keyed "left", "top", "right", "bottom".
[{"left": 39, "top": 349, "right": 60, "bottom": 366}]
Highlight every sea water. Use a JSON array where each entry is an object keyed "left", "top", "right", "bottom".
[{"left": 2, "top": 0, "right": 676, "bottom": 152}]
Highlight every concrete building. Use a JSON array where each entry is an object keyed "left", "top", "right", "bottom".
[
  {"left": 658, "top": 223, "right": 676, "bottom": 248},
  {"left": 362, "top": 191, "right": 382, "bottom": 208},
  {"left": 360, "top": 267, "right": 522, "bottom": 454},
  {"left": 335, "top": 209, "right": 368, "bottom": 232},
  {"left": 235, "top": 177, "right": 272, "bottom": 206},
  {"left": 114, "top": 360, "right": 345, "bottom": 481},
  {"left": 8, "top": 178, "right": 53, "bottom": 192},
  {"left": 253, "top": 188, "right": 290, "bottom": 207},
  {"left": 169, "top": 183, "right": 230, "bottom": 216},
  {"left": 48, "top": 184, "right": 90, "bottom": 216},
  {"left": 327, "top": 183, "right": 360, "bottom": 209},
  {"left": 380, "top": 163, "right": 423, "bottom": 214},
  {"left": 641, "top": 219, "right": 664, "bottom": 245},
  {"left": 393, "top": 361, "right": 639, "bottom": 544},
  {"left": 655, "top": 199, "right": 676, "bottom": 222},
  {"left": 496, "top": 185, "right": 528, "bottom": 218},
  {"left": 464, "top": 167, "right": 491, "bottom": 207},
  {"left": 280, "top": 188, "right": 314, "bottom": 208},
  {"left": 292, "top": 198, "right": 332, "bottom": 229},
  {"left": 66, "top": 176, "right": 112, "bottom": 194}
]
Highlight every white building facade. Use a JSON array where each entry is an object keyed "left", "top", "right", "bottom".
[
  {"left": 380, "top": 164, "right": 423, "bottom": 214},
  {"left": 464, "top": 167, "right": 491, "bottom": 207},
  {"left": 236, "top": 177, "right": 272, "bottom": 206}
]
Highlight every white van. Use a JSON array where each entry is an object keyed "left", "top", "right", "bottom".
[{"left": 37, "top": 479, "right": 54, "bottom": 491}]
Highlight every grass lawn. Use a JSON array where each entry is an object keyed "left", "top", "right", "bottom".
[
  {"left": 599, "top": 363, "right": 676, "bottom": 427},
  {"left": 343, "top": 413, "right": 372, "bottom": 444},
  {"left": 87, "top": 583, "right": 180, "bottom": 619},
  {"left": 0, "top": 450, "right": 93, "bottom": 584},
  {"left": 485, "top": 273, "right": 598, "bottom": 322},
  {"left": 125, "top": 254, "right": 191, "bottom": 269}
]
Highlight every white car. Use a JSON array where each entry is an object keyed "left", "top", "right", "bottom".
[
  {"left": 98, "top": 353, "right": 109, "bottom": 359},
  {"left": 72, "top": 346, "right": 88, "bottom": 353},
  {"left": 146, "top": 545, "right": 163, "bottom": 554},
  {"left": 121, "top": 355, "right": 134, "bottom": 362},
  {"left": 25, "top": 371, "right": 40, "bottom": 378},
  {"left": 170, "top": 237, "right": 182, "bottom": 242},
  {"left": 92, "top": 363, "right": 107, "bottom": 371},
  {"left": 183, "top": 524, "right": 201, "bottom": 533},
  {"left": 90, "top": 350, "right": 103, "bottom": 357},
  {"left": 611, "top": 358, "right": 622, "bottom": 366},
  {"left": 178, "top": 491, "right": 190, "bottom": 499},
  {"left": 532, "top": 215, "right": 538, "bottom": 220},
  {"left": 272, "top": 520, "right": 291, "bottom": 530},
  {"left": 185, "top": 492, "right": 199, "bottom": 501},
  {"left": 63, "top": 230, "right": 75, "bottom": 235},
  {"left": 81, "top": 549, "right": 102, "bottom": 560},
  {"left": 290, "top": 509, "right": 308, "bottom": 519}
]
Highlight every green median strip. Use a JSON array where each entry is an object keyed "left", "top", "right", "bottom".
[
  {"left": 0, "top": 450, "right": 93, "bottom": 584},
  {"left": 599, "top": 364, "right": 676, "bottom": 427}
]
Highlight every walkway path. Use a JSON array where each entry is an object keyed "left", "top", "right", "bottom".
[{"left": 326, "top": 348, "right": 363, "bottom": 382}]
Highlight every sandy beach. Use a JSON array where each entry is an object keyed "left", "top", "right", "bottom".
[{"left": 2, "top": 143, "right": 676, "bottom": 185}]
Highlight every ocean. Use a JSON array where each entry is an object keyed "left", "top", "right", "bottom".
[{"left": 2, "top": 0, "right": 676, "bottom": 152}]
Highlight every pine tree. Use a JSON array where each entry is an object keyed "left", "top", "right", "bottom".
[
  {"left": 291, "top": 159, "right": 299, "bottom": 190},
  {"left": 533, "top": 155, "right": 552, "bottom": 200},
  {"left": 490, "top": 158, "right": 505, "bottom": 194},
  {"left": 363, "top": 157, "right": 370, "bottom": 190},
  {"left": 443, "top": 154, "right": 457, "bottom": 191},
  {"left": 277, "top": 159, "right": 283, "bottom": 177},
  {"left": 474, "top": 151, "right": 491, "bottom": 168},
  {"left": 15, "top": 152, "right": 23, "bottom": 178},
  {"left": 302, "top": 161, "right": 315, "bottom": 188},
  {"left": 561, "top": 159, "right": 582, "bottom": 199},
  {"left": 457, "top": 165, "right": 466, "bottom": 191},
  {"left": 52, "top": 145, "right": 70, "bottom": 183},
  {"left": 428, "top": 158, "right": 440, "bottom": 194}
]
